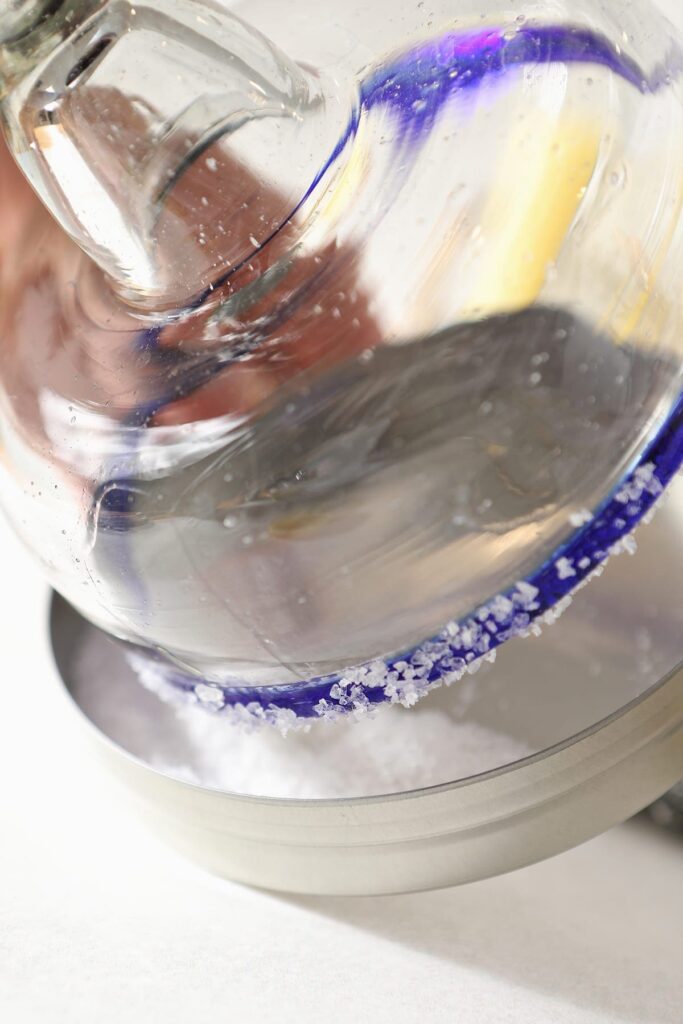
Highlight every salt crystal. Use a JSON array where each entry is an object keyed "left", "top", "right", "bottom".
[
  {"left": 569, "top": 508, "right": 593, "bottom": 528},
  {"left": 513, "top": 581, "right": 540, "bottom": 611},
  {"left": 622, "top": 534, "right": 638, "bottom": 556},
  {"left": 555, "top": 556, "right": 576, "bottom": 580},
  {"left": 194, "top": 683, "right": 225, "bottom": 707}
]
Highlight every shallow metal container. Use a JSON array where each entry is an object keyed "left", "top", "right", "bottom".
[{"left": 52, "top": 480, "right": 683, "bottom": 895}]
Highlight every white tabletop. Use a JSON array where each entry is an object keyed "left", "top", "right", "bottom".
[{"left": 3, "top": 0, "right": 683, "bottom": 1018}]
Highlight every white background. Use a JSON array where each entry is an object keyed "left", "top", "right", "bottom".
[{"left": 1, "top": 1, "right": 682, "bottom": 1021}]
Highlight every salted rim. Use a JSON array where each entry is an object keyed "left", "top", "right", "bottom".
[{"left": 124, "top": 390, "right": 682, "bottom": 725}]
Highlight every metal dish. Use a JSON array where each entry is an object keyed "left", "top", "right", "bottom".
[{"left": 51, "top": 480, "right": 683, "bottom": 895}]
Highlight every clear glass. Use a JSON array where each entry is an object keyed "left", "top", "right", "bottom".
[
  {"left": 0, "top": 0, "right": 682, "bottom": 693},
  {"left": 53, "top": 475, "right": 683, "bottom": 796}
]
